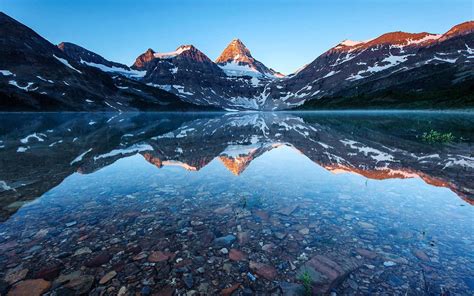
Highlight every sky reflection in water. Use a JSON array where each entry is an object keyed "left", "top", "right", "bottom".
[{"left": 0, "top": 112, "right": 473, "bottom": 295}]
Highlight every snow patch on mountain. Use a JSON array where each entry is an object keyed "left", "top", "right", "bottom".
[
  {"left": 94, "top": 144, "right": 153, "bottom": 160},
  {"left": 53, "top": 55, "right": 82, "bottom": 74},
  {"left": 80, "top": 59, "right": 146, "bottom": 78},
  {"left": 218, "top": 62, "right": 262, "bottom": 77},
  {"left": 9, "top": 81, "right": 35, "bottom": 91},
  {"left": 154, "top": 46, "right": 192, "bottom": 59},
  {"left": 0, "top": 70, "right": 14, "bottom": 76}
]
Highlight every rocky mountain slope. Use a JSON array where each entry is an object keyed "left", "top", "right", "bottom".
[
  {"left": 130, "top": 22, "right": 473, "bottom": 110},
  {"left": 129, "top": 41, "right": 280, "bottom": 110},
  {"left": 57, "top": 42, "right": 146, "bottom": 79},
  {"left": 265, "top": 22, "right": 474, "bottom": 109},
  {"left": 0, "top": 12, "right": 215, "bottom": 111}
]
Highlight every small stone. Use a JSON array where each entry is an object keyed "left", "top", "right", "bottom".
[
  {"left": 7, "top": 279, "right": 51, "bottom": 296},
  {"left": 65, "top": 221, "right": 77, "bottom": 227},
  {"left": 278, "top": 205, "right": 298, "bottom": 216},
  {"left": 214, "top": 234, "right": 236, "bottom": 247},
  {"left": 414, "top": 249, "right": 430, "bottom": 261},
  {"left": 365, "top": 264, "right": 375, "bottom": 269},
  {"left": 198, "top": 283, "right": 209, "bottom": 293},
  {"left": 262, "top": 243, "right": 274, "bottom": 253},
  {"left": 117, "top": 286, "right": 127, "bottom": 296},
  {"left": 237, "top": 232, "right": 249, "bottom": 245},
  {"left": 132, "top": 252, "right": 148, "bottom": 261},
  {"left": 64, "top": 275, "right": 94, "bottom": 294},
  {"left": 109, "top": 238, "right": 121, "bottom": 244},
  {"left": 141, "top": 286, "right": 151, "bottom": 295},
  {"left": 34, "top": 229, "right": 48, "bottom": 239},
  {"left": 356, "top": 248, "right": 377, "bottom": 259},
  {"left": 197, "top": 267, "right": 205, "bottom": 274},
  {"left": 298, "top": 228, "right": 310, "bottom": 235},
  {"left": 35, "top": 264, "right": 62, "bottom": 281},
  {"left": 383, "top": 261, "right": 396, "bottom": 267},
  {"left": 274, "top": 232, "right": 287, "bottom": 240},
  {"left": 247, "top": 272, "right": 256, "bottom": 282},
  {"left": 99, "top": 270, "right": 117, "bottom": 285},
  {"left": 54, "top": 270, "right": 82, "bottom": 285},
  {"left": 221, "top": 284, "right": 241, "bottom": 296},
  {"left": 74, "top": 247, "right": 92, "bottom": 256},
  {"left": 249, "top": 261, "right": 277, "bottom": 280},
  {"left": 223, "top": 263, "right": 232, "bottom": 274},
  {"left": 85, "top": 252, "right": 112, "bottom": 267},
  {"left": 148, "top": 251, "right": 174, "bottom": 262},
  {"left": 190, "top": 220, "right": 203, "bottom": 226},
  {"left": 4, "top": 267, "right": 28, "bottom": 284},
  {"left": 183, "top": 273, "right": 193, "bottom": 289},
  {"left": 229, "top": 249, "right": 247, "bottom": 261},
  {"left": 214, "top": 205, "right": 232, "bottom": 214},
  {"left": 279, "top": 282, "right": 304, "bottom": 296},
  {"left": 220, "top": 248, "right": 229, "bottom": 255},
  {"left": 358, "top": 221, "right": 375, "bottom": 229}
]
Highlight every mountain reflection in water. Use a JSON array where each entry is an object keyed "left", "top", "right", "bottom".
[{"left": 0, "top": 112, "right": 473, "bottom": 295}]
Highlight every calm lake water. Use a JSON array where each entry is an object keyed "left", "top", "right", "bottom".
[{"left": 0, "top": 112, "right": 473, "bottom": 295}]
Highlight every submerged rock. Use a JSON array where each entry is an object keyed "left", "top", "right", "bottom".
[
  {"left": 249, "top": 261, "right": 277, "bottom": 280},
  {"left": 229, "top": 249, "right": 247, "bottom": 261},
  {"left": 85, "top": 252, "right": 112, "bottom": 267},
  {"left": 99, "top": 270, "right": 117, "bottom": 284},
  {"left": 7, "top": 279, "right": 51, "bottom": 296},
  {"left": 414, "top": 249, "right": 430, "bottom": 261},
  {"left": 213, "top": 234, "right": 236, "bottom": 247},
  {"left": 148, "top": 251, "right": 175, "bottom": 262},
  {"left": 279, "top": 282, "right": 305, "bottom": 296},
  {"left": 4, "top": 267, "right": 28, "bottom": 285},
  {"left": 221, "top": 284, "right": 241, "bottom": 296}
]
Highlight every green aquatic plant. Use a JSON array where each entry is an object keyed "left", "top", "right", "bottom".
[
  {"left": 298, "top": 270, "right": 312, "bottom": 296},
  {"left": 247, "top": 195, "right": 263, "bottom": 209},
  {"left": 421, "top": 130, "right": 455, "bottom": 144},
  {"left": 240, "top": 196, "right": 247, "bottom": 208},
  {"left": 240, "top": 195, "right": 263, "bottom": 209}
]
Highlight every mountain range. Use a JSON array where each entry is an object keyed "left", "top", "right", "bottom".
[{"left": 0, "top": 12, "right": 473, "bottom": 111}]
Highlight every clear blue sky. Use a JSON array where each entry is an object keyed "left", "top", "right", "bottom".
[{"left": 1, "top": 0, "right": 472, "bottom": 74}]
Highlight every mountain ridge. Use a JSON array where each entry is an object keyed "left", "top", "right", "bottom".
[{"left": 0, "top": 11, "right": 472, "bottom": 111}]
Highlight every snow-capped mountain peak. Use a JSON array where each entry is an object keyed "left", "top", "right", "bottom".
[
  {"left": 216, "top": 38, "right": 284, "bottom": 78},
  {"left": 216, "top": 38, "right": 254, "bottom": 64}
]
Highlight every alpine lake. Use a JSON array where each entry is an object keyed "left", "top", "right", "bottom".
[{"left": 0, "top": 111, "right": 473, "bottom": 295}]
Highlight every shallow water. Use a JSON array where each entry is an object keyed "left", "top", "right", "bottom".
[{"left": 0, "top": 112, "right": 473, "bottom": 295}]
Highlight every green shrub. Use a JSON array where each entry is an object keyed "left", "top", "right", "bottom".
[{"left": 421, "top": 130, "right": 455, "bottom": 143}]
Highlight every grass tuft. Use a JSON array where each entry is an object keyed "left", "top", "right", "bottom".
[
  {"left": 298, "top": 271, "right": 312, "bottom": 296},
  {"left": 421, "top": 130, "right": 455, "bottom": 144}
]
